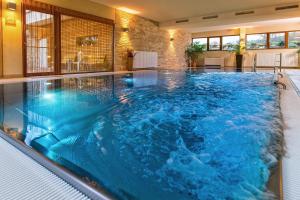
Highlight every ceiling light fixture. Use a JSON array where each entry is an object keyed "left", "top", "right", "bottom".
[{"left": 118, "top": 7, "right": 140, "bottom": 15}]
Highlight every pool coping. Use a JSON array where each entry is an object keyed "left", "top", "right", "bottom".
[
  {"left": 280, "top": 72, "right": 300, "bottom": 199},
  {"left": 0, "top": 71, "right": 133, "bottom": 84},
  {"left": 0, "top": 130, "right": 114, "bottom": 200}
]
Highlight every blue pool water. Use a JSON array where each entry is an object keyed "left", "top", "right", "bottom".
[{"left": 0, "top": 70, "right": 282, "bottom": 200}]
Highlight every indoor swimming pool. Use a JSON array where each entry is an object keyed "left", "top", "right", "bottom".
[{"left": 0, "top": 70, "right": 283, "bottom": 200}]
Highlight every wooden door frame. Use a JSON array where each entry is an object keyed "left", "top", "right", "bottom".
[
  {"left": 22, "top": 0, "right": 115, "bottom": 77},
  {"left": 22, "top": 4, "right": 57, "bottom": 77}
]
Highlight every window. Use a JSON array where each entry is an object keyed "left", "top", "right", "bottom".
[
  {"left": 60, "top": 15, "right": 113, "bottom": 74},
  {"left": 288, "top": 31, "right": 300, "bottom": 48},
  {"left": 222, "top": 36, "right": 240, "bottom": 50},
  {"left": 192, "top": 38, "right": 208, "bottom": 50},
  {"left": 246, "top": 34, "right": 267, "bottom": 49},
  {"left": 269, "top": 32, "right": 286, "bottom": 48},
  {"left": 209, "top": 37, "right": 221, "bottom": 50},
  {"left": 23, "top": 2, "right": 114, "bottom": 76},
  {"left": 25, "top": 10, "right": 55, "bottom": 74}
]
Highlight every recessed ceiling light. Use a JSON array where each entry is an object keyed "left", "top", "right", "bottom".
[{"left": 118, "top": 7, "right": 140, "bottom": 15}]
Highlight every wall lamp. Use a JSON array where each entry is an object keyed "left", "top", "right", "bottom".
[
  {"left": 170, "top": 37, "right": 174, "bottom": 42},
  {"left": 122, "top": 28, "right": 129, "bottom": 33},
  {"left": 7, "top": 1, "right": 17, "bottom": 11},
  {"left": 5, "top": 1, "right": 17, "bottom": 26}
]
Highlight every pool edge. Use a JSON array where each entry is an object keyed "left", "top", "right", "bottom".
[{"left": 0, "top": 130, "right": 114, "bottom": 200}]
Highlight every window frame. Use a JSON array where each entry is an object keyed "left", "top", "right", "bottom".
[
  {"left": 246, "top": 31, "right": 300, "bottom": 50},
  {"left": 268, "top": 32, "right": 287, "bottom": 49},
  {"left": 221, "top": 35, "right": 240, "bottom": 51},
  {"left": 245, "top": 33, "right": 268, "bottom": 50},
  {"left": 22, "top": 0, "right": 115, "bottom": 77},
  {"left": 193, "top": 31, "right": 300, "bottom": 52},
  {"left": 208, "top": 36, "right": 222, "bottom": 51},
  {"left": 287, "top": 31, "right": 300, "bottom": 49},
  {"left": 192, "top": 37, "right": 208, "bottom": 50}
]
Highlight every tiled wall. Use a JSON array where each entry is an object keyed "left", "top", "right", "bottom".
[{"left": 114, "top": 10, "right": 191, "bottom": 71}]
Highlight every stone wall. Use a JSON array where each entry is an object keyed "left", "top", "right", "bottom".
[{"left": 114, "top": 10, "right": 191, "bottom": 71}]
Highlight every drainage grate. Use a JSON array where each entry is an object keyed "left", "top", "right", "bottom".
[{"left": 0, "top": 135, "right": 93, "bottom": 200}]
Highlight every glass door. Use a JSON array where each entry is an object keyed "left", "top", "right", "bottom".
[
  {"left": 60, "top": 15, "right": 113, "bottom": 74},
  {"left": 24, "top": 10, "right": 55, "bottom": 76}
]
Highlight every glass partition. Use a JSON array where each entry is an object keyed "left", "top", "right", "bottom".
[
  {"left": 25, "top": 10, "right": 55, "bottom": 75},
  {"left": 60, "top": 15, "right": 114, "bottom": 74}
]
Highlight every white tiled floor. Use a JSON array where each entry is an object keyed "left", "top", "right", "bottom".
[
  {"left": 281, "top": 70, "right": 300, "bottom": 200},
  {"left": 285, "top": 70, "right": 300, "bottom": 95},
  {"left": 0, "top": 136, "right": 90, "bottom": 200}
]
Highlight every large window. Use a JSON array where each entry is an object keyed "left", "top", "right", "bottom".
[
  {"left": 23, "top": 2, "right": 114, "bottom": 77},
  {"left": 61, "top": 15, "right": 113, "bottom": 74},
  {"left": 193, "top": 31, "right": 300, "bottom": 51},
  {"left": 288, "top": 31, "right": 300, "bottom": 48},
  {"left": 25, "top": 10, "right": 55, "bottom": 75},
  {"left": 269, "top": 32, "right": 286, "bottom": 48},
  {"left": 246, "top": 34, "right": 267, "bottom": 49},
  {"left": 222, "top": 36, "right": 240, "bottom": 51},
  {"left": 192, "top": 38, "right": 207, "bottom": 50},
  {"left": 209, "top": 37, "right": 221, "bottom": 50}
]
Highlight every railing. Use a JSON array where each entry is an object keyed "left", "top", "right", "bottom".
[{"left": 253, "top": 54, "right": 257, "bottom": 72}]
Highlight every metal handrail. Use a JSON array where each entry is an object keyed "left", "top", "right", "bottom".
[
  {"left": 274, "top": 53, "right": 282, "bottom": 73},
  {"left": 274, "top": 81, "right": 287, "bottom": 90},
  {"left": 253, "top": 54, "right": 257, "bottom": 72},
  {"left": 274, "top": 70, "right": 286, "bottom": 90}
]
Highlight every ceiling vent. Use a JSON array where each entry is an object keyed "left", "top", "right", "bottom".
[
  {"left": 235, "top": 10, "right": 255, "bottom": 16},
  {"left": 176, "top": 19, "right": 189, "bottom": 23},
  {"left": 202, "top": 15, "right": 218, "bottom": 20},
  {"left": 275, "top": 4, "right": 299, "bottom": 11}
]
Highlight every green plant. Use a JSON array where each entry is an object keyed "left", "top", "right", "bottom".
[
  {"left": 228, "top": 44, "right": 245, "bottom": 55},
  {"left": 185, "top": 43, "right": 205, "bottom": 67}
]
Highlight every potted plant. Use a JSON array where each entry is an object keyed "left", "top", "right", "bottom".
[
  {"left": 127, "top": 49, "right": 136, "bottom": 71},
  {"left": 229, "top": 44, "right": 245, "bottom": 72},
  {"left": 185, "top": 43, "right": 205, "bottom": 67}
]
